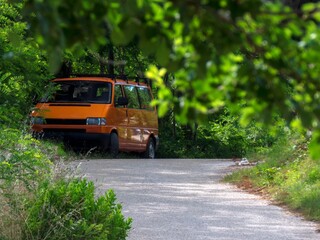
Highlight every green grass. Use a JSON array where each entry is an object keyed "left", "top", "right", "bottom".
[{"left": 224, "top": 132, "right": 320, "bottom": 221}]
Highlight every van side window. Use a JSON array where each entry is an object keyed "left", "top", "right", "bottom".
[
  {"left": 137, "top": 87, "right": 153, "bottom": 110},
  {"left": 124, "top": 85, "right": 140, "bottom": 109},
  {"left": 114, "top": 85, "right": 124, "bottom": 108}
]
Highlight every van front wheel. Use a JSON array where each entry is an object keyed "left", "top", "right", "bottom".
[
  {"left": 144, "top": 138, "right": 155, "bottom": 159},
  {"left": 110, "top": 133, "right": 119, "bottom": 157}
]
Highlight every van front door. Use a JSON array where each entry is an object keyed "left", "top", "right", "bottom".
[{"left": 113, "top": 84, "right": 128, "bottom": 149}]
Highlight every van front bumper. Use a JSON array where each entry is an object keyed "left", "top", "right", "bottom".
[{"left": 33, "top": 129, "right": 110, "bottom": 143}]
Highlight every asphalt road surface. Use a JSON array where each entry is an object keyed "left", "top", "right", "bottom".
[{"left": 77, "top": 158, "right": 320, "bottom": 240}]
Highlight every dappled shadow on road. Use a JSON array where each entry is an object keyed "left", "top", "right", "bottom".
[{"left": 78, "top": 159, "right": 319, "bottom": 240}]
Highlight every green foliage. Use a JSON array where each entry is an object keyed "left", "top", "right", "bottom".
[
  {"left": 225, "top": 129, "right": 320, "bottom": 221},
  {"left": 198, "top": 112, "right": 276, "bottom": 158},
  {"left": 272, "top": 158, "right": 320, "bottom": 221},
  {"left": 0, "top": 128, "right": 73, "bottom": 239},
  {"left": 18, "top": 0, "right": 320, "bottom": 159},
  {"left": 12, "top": 1, "right": 308, "bottom": 118},
  {"left": 0, "top": 128, "right": 54, "bottom": 240},
  {"left": 24, "top": 178, "right": 132, "bottom": 240},
  {"left": 0, "top": 129, "right": 131, "bottom": 240},
  {"left": 158, "top": 109, "right": 274, "bottom": 158},
  {"left": 0, "top": 0, "right": 50, "bottom": 128},
  {"left": 1, "top": 0, "right": 319, "bottom": 160},
  {"left": 0, "top": 128, "right": 52, "bottom": 191},
  {"left": 70, "top": 43, "right": 153, "bottom": 76},
  {"left": 246, "top": 129, "right": 307, "bottom": 187}
]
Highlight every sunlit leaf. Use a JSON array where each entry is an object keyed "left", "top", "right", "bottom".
[
  {"left": 309, "top": 130, "right": 320, "bottom": 161},
  {"left": 302, "top": 3, "right": 316, "bottom": 12},
  {"left": 156, "top": 40, "right": 170, "bottom": 66},
  {"left": 110, "top": 28, "right": 127, "bottom": 46},
  {"left": 48, "top": 47, "right": 63, "bottom": 74}
]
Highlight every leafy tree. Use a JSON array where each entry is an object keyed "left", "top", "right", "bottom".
[
  {"left": 69, "top": 43, "right": 152, "bottom": 77},
  {"left": 0, "top": 0, "right": 50, "bottom": 127}
]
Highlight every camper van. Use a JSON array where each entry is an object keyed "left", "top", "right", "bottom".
[{"left": 31, "top": 75, "right": 159, "bottom": 158}]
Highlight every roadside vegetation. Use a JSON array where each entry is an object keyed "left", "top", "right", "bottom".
[
  {"left": 0, "top": 128, "right": 132, "bottom": 240},
  {"left": 158, "top": 109, "right": 275, "bottom": 158},
  {"left": 0, "top": 2, "right": 131, "bottom": 239},
  {"left": 224, "top": 129, "right": 320, "bottom": 221}
]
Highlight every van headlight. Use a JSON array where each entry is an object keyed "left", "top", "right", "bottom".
[
  {"left": 31, "top": 117, "right": 45, "bottom": 125},
  {"left": 86, "top": 118, "right": 106, "bottom": 126}
]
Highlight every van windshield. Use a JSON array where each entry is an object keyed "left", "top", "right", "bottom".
[{"left": 41, "top": 81, "right": 112, "bottom": 104}]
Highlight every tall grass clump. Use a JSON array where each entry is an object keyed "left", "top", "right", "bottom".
[
  {"left": 271, "top": 158, "right": 320, "bottom": 220},
  {"left": 0, "top": 128, "right": 52, "bottom": 239},
  {"left": 0, "top": 128, "right": 132, "bottom": 239}
]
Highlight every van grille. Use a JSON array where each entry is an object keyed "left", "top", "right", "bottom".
[
  {"left": 45, "top": 119, "right": 86, "bottom": 125},
  {"left": 43, "top": 129, "right": 86, "bottom": 133},
  {"left": 49, "top": 103, "right": 91, "bottom": 107}
]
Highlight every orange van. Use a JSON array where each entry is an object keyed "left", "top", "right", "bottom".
[{"left": 31, "top": 75, "right": 159, "bottom": 158}]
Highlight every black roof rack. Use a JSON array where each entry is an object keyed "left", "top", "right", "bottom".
[
  {"left": 68, "top": 73, "right": 152, "bottom": 88},
  {"left": 70, "top": 73, "right": 117, "bottom": 79}
]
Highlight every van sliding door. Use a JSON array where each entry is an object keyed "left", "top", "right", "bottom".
[
  {"left": 136, "top": 86, "right": 156, "bottom": 146},
  {"left": 123, "top": 85, "right": 144, "bottom": 150}
]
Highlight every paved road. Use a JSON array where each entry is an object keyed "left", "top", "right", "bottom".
[{"left": 77, "top": 158, "right": 319, "bottom": 240}]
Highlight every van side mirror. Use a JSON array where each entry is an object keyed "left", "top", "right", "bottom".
[{"left": 117, "top": 97, "right": 128, "bottom": 106}]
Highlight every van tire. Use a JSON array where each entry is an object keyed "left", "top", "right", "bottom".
[
  {"left": 144, "top": 138, "right": 155, "bottom": 159},
  {"left": 110, "top": 133, "right": 119, "bottom": 157}
]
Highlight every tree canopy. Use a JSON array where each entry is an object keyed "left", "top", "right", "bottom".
[{"left": 3, "top": 0, "right": 320, "bottom": 158}]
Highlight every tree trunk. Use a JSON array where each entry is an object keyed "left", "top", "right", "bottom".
[
  {"left": 193, "top": 123, "right": 198, "bottom": 141},
  {"left": 107, "top": 44, "right": 115, "bottom": 75},
  {"left": 56, "top": 60, "right": 72, "bottom": 77}
]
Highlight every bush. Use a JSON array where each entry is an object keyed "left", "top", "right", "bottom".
[
  {"left": 23, "top": 178, "right": 132, "bottom": 240},
  {"left": 0, "top": 128, "right": 52, "bottom": 190},
  {"left": 0, "top": 128, "right": 132, "bottom": 240},
  {"left": 0, "top": 128, "right": 53, "bottom": 240},
  {"left": 158, "top": 109, "right": 275, "bottom": 158}
]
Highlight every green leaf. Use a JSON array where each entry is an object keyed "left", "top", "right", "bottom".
[
  {"left": 7, "top": 30, "right": 21, "bottom": 47},
  {"left": 240, "top": 107, "right": 255, "bottom": 127},
  {"left": 139, "top": 36, "right": 157, "bottom": 55},
  {"left": 155, "top": 39, "right": 170, "bottom": 66},
  {"left": 309, "top": 130, "right": 320, "bottom": 161},
  {"left": 48, "top": 47, "right": 63, "bottom": 74},
  {"left": 157, "top": 101, "right": 169, "bottom": 117},
  {"left": 313, "top": 11, "right": 320, "bottom": 22},
  {"left": 110, "top": 28, "right": 127, "bottom": 46},
  {"left": 302, "top": 3, "right": 316, "bottom": 13}
]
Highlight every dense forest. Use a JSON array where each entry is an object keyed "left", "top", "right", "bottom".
[{"left": 1, "top": 0, "right": 320, "bottom": 239}]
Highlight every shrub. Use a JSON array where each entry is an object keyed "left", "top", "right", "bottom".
[
  {"left": 0, "top": 128, "right": 53, "bottom": 240},
  {"left": 158, "top": 108, "right": 277, "bottom": 158},
  {"left": 0, "top": 128, "right": 131, "bottom": 240},
  {"left": 23, "top": 178, "right": 132, "bottom": 240},
  {"left": 0, "top": 128, "right": 52, "bottom": 190}
]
